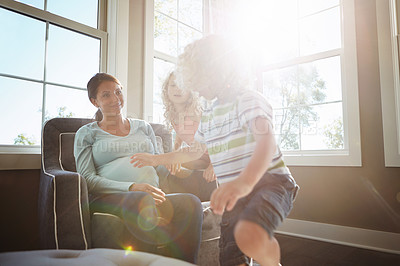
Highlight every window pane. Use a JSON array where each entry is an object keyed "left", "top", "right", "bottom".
[
  {"left": 47, "top": 0, "right": 98, "bottom": 28},
  {"left": 300, "top": 102, "right": 343, "bottom": 150},
  {"left": 299, "top": 7, "right": 341, "bottom": 56},
  {"left": 178, "top": 0, "right": 202, "bottom": 30},
  {"left": 298, "top": 0, "right": 339, "bottom": 17},
  {"left": 155, "top": 0, "right": 177, "bottom": 19},
  {"left": 0, "top": 8, "right": 45, "bottom": 80},
  {"left": 45, "top": 85, "right": 96, "bottom": 121},
  {"left": 261, "top": 19, "right": 299, "bottom": 64},
  {"left": 274, "top": 107, "right": 300, "bottom": 151},
  {"left": 154, "top": 12, "right": 178, "bottom": 56},
  {"left": 0, "top": 77, "right": 42, "bottom": 145},
  {"left": 14, "top": 0, "right": 44, "bottom": 9},
  {"left": 263, "top": 66, "right": 298, "bottom": 109},
  {"left": 178, "top": 24, "right": 202, "bottom": 54},
  {"left": 264, "top": 60, "right": 344, "bottom": 151},
  {"left": 153, "top": 58, "right": 175, "bottom": 123},
  {"left": 299, "top": 56, "right": 342, "bottom": 105},
  {"left": 46, "top": 24, "right": 100, "bottom": 88}
]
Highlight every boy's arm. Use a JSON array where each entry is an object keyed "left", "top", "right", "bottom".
[
  {"left": 210, "top": 117, "right": 276, "bottom": 215},
  {"left": 130, "top": 141, "right": 207, "bottom": 167},
  {"left": 181, "top": 153, "right": 210, "bottom": 170},
  {"left": 173, "top": 134, "right": 183, "bottom": 150},
  {"left": 171, "top": 134, "right": 209, "bottom": 170}
]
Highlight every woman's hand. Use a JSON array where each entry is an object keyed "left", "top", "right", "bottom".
[
  {"left": 130, "top": 153, "right": 158, "bottom": 167},
  {"left": 166, "top": 163, "right": 181, "bottom": 175},
  {"left": 203, "top": 163, "right": 216, "bottom": 183},
  {"left": 129, "top": 183, "right": 166, "bottom": 205}
]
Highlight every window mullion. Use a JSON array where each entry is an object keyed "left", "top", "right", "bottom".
[
  {"left": 177, "top": 0, "right": 180, "bottom": 55},
  {"left": 261, "top": 49, "right": 342, "bottom": 72},
  {"left": 154, "top": 50, "right": 177, "bottom": 64},
  {"left": 0, "top": 73, "right": 43, "bottom": 84},
  {"left": 0, "top": 0, "right": 106, "bottom": 39},
  {"left": 41, "top": 21, "right": 49, "bottom": 126},
  {"left": 296, "top": 65, "right": 302, "bottom": 150}
]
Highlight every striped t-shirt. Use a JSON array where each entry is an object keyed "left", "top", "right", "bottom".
[{"left": 194, "top": 90, "right": 291, "bottom": 184}]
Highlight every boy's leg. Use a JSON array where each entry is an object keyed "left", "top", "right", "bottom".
[
  {"left": 219, "top": 197, "right": 251, "bottom": 266},
  {"left": 219, "top": 173, "right": 297, "bottom": 266},
  {"left": 235, "top": 220, "right": 280, "bottom": 266},
  {"left": 234, "top": 174, "right": 298, "bottom": 266}
]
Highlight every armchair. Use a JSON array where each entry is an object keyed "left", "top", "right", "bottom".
[{"left": 38, "top": 118, "right": 220, "bottom": 265}]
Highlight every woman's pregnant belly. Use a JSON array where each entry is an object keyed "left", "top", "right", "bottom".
[{"left": 97, "top": 156, "right": 159, "bottom": 187}]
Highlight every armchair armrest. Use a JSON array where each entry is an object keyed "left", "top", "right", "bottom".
[{"left": 38, "top": 168, "right": 91, "bottom": 250}]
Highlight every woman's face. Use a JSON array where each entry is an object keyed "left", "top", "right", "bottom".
[
  {"left": 91, "top": 80, "right": 124, "bottom": 115},
  {"left": 167, "top": 76, "right": 190, "bottom": 105}
]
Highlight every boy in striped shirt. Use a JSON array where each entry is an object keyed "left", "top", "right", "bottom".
[{"left": 131, "top": 35, "right": 299, "bottom": 266}]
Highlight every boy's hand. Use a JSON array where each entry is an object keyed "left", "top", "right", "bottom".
[
  {"left": 130, "top": 153, "right": 158, "bottom": 167},
  {"left": 203, "top": 163, "right": 216, "bottom": 183},
  {"left": 210, "top": 178, "right": 253, "bottom": 215}
]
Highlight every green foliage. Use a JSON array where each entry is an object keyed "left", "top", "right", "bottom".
[
  {"left": 154, "top": 0, "right": 176, "bottom": 39},
  {"left": 14, "top": 133, "right": 36, "bottom": 145},
  {"left": 57, "top": 106, "right": 74, "bottom": 118},
  {"left": 39, "top": 106, "right": 75, "bottom": 122},
  {"left": 265, "top": 65, "right": 327, "bottom": 150},
  {"left": 323, "top": 118, "right": 344, "bottom": 149}
]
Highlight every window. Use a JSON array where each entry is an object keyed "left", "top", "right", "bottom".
[
  {"left": 144, "top": 0, "right": 206, "bottom": 123},
  {"left": 254, "top": 0, "right": 361, "bottom": 166},
  {"left": 377, "top": 0, "right": 400, "bottom": 167},
  {"left": 0, "top": 0, "right": 106, "bottom": 154},
  {"left": 202, "top": 0, "right": 360, "bottom": 166}
]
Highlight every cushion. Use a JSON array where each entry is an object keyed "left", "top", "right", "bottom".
[
  {"left": 60, "top": 132, "right": 77, "bottom": 172},
  {"left": 0, "top": 248, "right": 194, "bottom": 266}
]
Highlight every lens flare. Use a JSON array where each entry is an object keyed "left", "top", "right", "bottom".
[
  {"left": 117, "top": 194, "right": 198, "bottom": 250},
  {"left": 123, "top": 245, "right": 133, "bottom": 256},
  {"left": 137, "top": 206, "right": 159, "bottom": 231}
]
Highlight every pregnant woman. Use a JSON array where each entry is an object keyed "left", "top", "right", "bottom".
[{"left": 74, "top": 73, "right": 202, "bottom": 263}]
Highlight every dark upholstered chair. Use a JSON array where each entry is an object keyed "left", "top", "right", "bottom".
[{"left": 38, "top": 118, "right": 220, "bottom": 265}]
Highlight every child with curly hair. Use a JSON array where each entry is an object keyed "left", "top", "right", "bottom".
[
  {"left": 161, "top": 71, "right": 216, "bottom": 183},
  {"left": 131, "top": 35, "right": 299, "bottom": 266}
]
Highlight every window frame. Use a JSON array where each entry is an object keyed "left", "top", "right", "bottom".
[
  {"left": 143, "top": 0, "right": 209, "bottom": 123},
  {"left": 0, "top": 0, "right": 107, "bottom": 155},
  {"left": 376, "top": 0, "right": 400, "bottom": 167},
  {"left": 257, "top": 0, "right": 361, "bottom": 166}
]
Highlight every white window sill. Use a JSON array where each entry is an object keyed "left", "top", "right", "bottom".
[
  {"left": 283, "top": 150, "right": 362, "bottom": 167},
  {"left": 0, "top": 145, "right": 41, "bottom": 154},
  {"left": 0, "top": 145, "right": 41, "bottom": 169}
]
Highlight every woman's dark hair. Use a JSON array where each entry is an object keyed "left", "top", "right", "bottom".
[{"left": 87, "top": 73, "right": 122, "bottom": 121}]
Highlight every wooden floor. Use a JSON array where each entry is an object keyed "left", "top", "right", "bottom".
[{"left": 273, "top": 234, "right": 400, "bottom": 266}]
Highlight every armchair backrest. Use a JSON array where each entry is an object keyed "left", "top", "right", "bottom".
[{"left": 41, "top": 117, "right": 173, "bottom": 173}]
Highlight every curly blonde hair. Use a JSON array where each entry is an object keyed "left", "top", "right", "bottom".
[
  {"left": 161, "top": 71, "right": 202, "bottom": 131},
  {"left": 175, "top": 34, "right": 252, "bottom": 100}
]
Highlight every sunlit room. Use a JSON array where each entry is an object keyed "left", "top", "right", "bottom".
[{"left": 0, "top": 0, "right": 399, "bottom": 265}]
